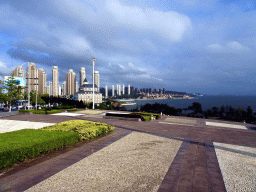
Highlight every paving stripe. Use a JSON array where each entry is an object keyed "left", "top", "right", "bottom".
[
  {"left": 25, "top": 132, "right": 183, "bottom": 192},
  {"left": 0, "top": 128, "right": 131, "bottom": 192},
  {"left": 206, "top": 142, "right": 226, "bottom": 192},
  {"left": 214, "top": 142, "right": 256, "bottom": 192},
  {"left": 206, "top": 122, "right": 247, "bottom": 130},
  {"left": 158, "top": 140, "right": 190, "bottom": 191},
  {"left": 159, "top": 121, "right": 196, "bottom": 127}
]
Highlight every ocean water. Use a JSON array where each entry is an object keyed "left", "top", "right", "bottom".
[{"left": 124, "top": 96, "right": 256, "bottom": 112}]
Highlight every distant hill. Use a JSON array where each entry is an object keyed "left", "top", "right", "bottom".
[{"left": 165, "top": 91, "right": 188, "bottom": 95}]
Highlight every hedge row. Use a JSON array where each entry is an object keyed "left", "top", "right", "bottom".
[
  {"left": 67, "top": 108, "right": 78, "bottom": 112},
  {"left": 19, "top": 109, "right": 62, "bottom": 114},
  {"left": 105, "top": 113, "right": 141, "bottom": 119},
  {"left": 42, "top": 120, "right": 115, "bottom": 141},
  {"left": 0, "top": 129, "right": 80, "bottom": 169},
  {"left": 131, "top": 112, "right": 161, "bottom": 119}
]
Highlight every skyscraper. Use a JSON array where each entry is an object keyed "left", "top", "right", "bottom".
[
  {"left": 122, "top": 84, "right": 125, "bottom": 95},
  {"left": 49, "top": 82, "right": 52, "bottom": 96},
  {"left": 105, "top": 85, "right": 108, "bottom": 98},
  {"left": 128, "top": 85, "right": 130, "bottom": 95},
  {"left": 66, "top": 69, "right": 76, "bottom": 95},
  {"left": 38, "top": 68, "right": 47, "bottom": 94},
  {"left": 94, "top": 71, "right": 100, "bottom": 92},
  {"left": 76, "top": 81, "right": 79, "bottom": 93},
  {"left": 79, "top": 67, "right": 86, "bottom": 88},
  {"left": 112, "top": 85, "right": 115, "bottom": 96},
  {"left": 26, "top": 62, "right": 38, "bottom": 93},
  {"left": 13, "top": 66, "right": 24, "bottom": 77},
  {"left": 52, "top": 66, "right": 59, "bottom": 97},
  {"left": 62, "top": 81, "right": 66, "bottom": 96}
]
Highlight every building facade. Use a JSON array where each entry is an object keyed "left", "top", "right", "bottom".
[
  {"left": 74, "top": 78, "right": 102, "bottom": 103},
  {"left": 62, "top": 81, "right": 66, "bottom": 96},
  {"left": 13, "top": 66, "right": 24, "bottom": 78},
  {"left": 66, "top": 69, "right": 76, "bottom": 95},
  {"left": 26, "top": 62, "right": 38, "bottom": 93},
  {"left": 94, "top": 71, "right": 100, "bottom": 92},
  {"left": 79, "top": 67, "right": 86, "bottom": 88},
  {"left": 38, "top": 68, "right": 47, "bottom": 94},
  {"left": 52, "top": 66, "right": 59, "bottom": 97}
]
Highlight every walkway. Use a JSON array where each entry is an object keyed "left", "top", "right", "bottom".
[{"left": 0, "top": 111, "right": 255, "bottom": 191}]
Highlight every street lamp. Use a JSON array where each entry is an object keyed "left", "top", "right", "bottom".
[{"left": 92, "top": 57, "right": 95, "bottom": 110}]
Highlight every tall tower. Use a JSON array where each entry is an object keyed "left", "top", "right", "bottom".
[
  {"left": 76, "top": 81, "right": 78, "bottom": 93},
  {"left": 118, "top": 84, "right": 121, "bottom": 95},
  {"left": 38, "top": 68, "right": 47, "bottom": 94},
  {"left": 79, "top": 67, "right": 86, "bottom": 88},
  {"left": 112, "top": 85, "right": 115, "bottom": 96},
  {"left": 26, "top": 62, "right": 38, "bottom": 93},
  {"left": 94, "top": 71, "right": 100, "bottom": 92},
  {"left": 52, "top": 66, "right": 59, "bottom": 97},
  {"left": 105, "top": 85, "right": 108, "bottom": 98},
  {"left": 49, "top": 82, "right": 52, "bottom": 96},
  {"left": 13, "top": 66, "right": 24, "bottom": 77},
  {"left": 66, "top": 69, "right": 76, "bottom": 95},
  {"left": 128, "top": 85, "right": 130, "bottom": 95},
  {"left": 122, "top": 84, "right": 125, "bottom": 95},
  {"left": 62, "top": 81, "right": 66, "bottom": 96}
]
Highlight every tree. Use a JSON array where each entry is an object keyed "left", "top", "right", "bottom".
[
  {"left": 188, "top": 102, "right": 203, "bottom": 115},
  {"left": 0, "top": 74, "right": 24, "bottom": 111}
]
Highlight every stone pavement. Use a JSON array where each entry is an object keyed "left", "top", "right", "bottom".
[{"left": 0, "top": 111, "right": 256, "bottom": 191}]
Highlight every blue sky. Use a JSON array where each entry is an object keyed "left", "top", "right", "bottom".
[{"left": 0, "top": 0, "right": 255, "bottom": 95}]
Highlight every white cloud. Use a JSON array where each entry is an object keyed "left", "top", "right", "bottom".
[
  {"left": 206, "top": 41, "right": 250, "bottom": 53},
  {"left": 227, "top": 41, "right": 250, "bottom": 52},
  {"left": 105, "top": 0, "right": 192, "bottom": 42}
]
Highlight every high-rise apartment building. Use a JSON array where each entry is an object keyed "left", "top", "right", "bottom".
[
  {"left": 38, "top": 68, "right": 47, "bottom": 94},
  {"left": 62, "top": 81, "right": 66, "bottom": 96},
  {"left": 58, "top": 85, "right": 61, "bottom": 96},
  {"left": 105, "top": 85, "right": 108, "bottom": 98},
  {"left": 52, "top": 66, "right": 59, "bottom": 97},
  {"left": 128, "top": 85, "right": 130, "bottom": 95},
  {"left": 13, "top": 66, "right": 24, "bottom": 77},
  {"left": 112, "top": 85, "right": 115, "bottom": 96},
  {"left": 122, "top": 84, "right": 125, "bottom": 95},
  {"left": 94, "top": 71, "right": 100, "bottom": 92},
  {"left": 76, "top": 81, "right": 79, "bottom": 93},
  {"left": 26, "top": 62, "right": 38, "bottom": 93},
  {"left": 66, "top": 69, "right": 76, "bottom": 95},
  {"left": 79, "top": 67, "right": 86, "bottom": 88},
  {"left": 49, "top": 82, "right": 52, "bottom": 95}
]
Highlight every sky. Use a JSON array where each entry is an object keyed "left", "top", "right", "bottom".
[{"left": 0, "top": 0, "right": 256, "bottom": 95}]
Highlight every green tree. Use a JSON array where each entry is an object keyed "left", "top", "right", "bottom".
[
  {"left": 188, "top": 102, "right": 203, "bottom": 115},
  {"left": 0, "top": 74, "right": 24, "bottom": 111}
]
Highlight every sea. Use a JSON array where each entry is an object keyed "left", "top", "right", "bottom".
[{"left": 124, "top": 95, "right": 256, "bottom": 112}]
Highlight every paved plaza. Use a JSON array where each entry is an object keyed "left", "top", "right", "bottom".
[{"left": 0, "top": 110, "right": 256, "bottom": 191}]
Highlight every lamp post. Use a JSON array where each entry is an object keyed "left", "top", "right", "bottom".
[{"left": 92, "top": 58, "right": 95, "bottom": 110}]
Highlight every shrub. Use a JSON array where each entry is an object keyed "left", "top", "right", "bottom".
[
  {"left": 42, "top": 120, "right": 115, "bottom": 141},
  {"left": 67, "top": 108, "right": 78, "bottom": 112},
  {"left": 31, "top": 110, "right": 46, "bottom": 114},
  {"left": 45, "top": 110, "right": 62, "bottom": 114}
]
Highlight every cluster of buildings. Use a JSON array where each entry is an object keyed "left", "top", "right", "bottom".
[
  {"left": 10, "top": 62, "right": 170, "bottom": 103},
  {"left": 12, "top": 62, "right": 102, "bottom": 103}
]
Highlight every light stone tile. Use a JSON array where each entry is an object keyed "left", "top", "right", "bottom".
[
  {"left": 214, "top": 142, "right": 256, "bottom": 192},
  {"left": 25, "top": 132, "right": 183, "bottom": 192},
  {"left": 51, "top": 112, "right": 83, "bottom": 116},
  {"left": 206, "top": 122, "right": 247, "bottom": 129},
  {"left": 0, "top": 120, "right": 56, "bottom": 133}
]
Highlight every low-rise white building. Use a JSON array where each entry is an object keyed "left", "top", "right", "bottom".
[{"left": 74, "top": 78, "right": 102, "bottom": 103}]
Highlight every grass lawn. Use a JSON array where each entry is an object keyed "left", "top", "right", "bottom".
[{"left": 0, "top": 120, "right": 115, "bottom": 171}]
